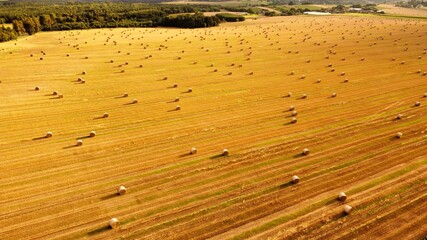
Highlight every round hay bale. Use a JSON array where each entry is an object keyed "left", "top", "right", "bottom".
[
  {"left": 118, "top": 186, "right": 127, "bottom": 195},
  {"left": 35, "top": 86, "right": 40, "bottom": 91},
  {"left": 360, "top": 58, "right": 365, "bottom": 61},
  {"left": 81, "top": 80, "right": 86, "bottom": 84},
  {"left": 46, "top": 132, "right": 53, "bottom": 138},
  {"left": 292, "top": 175, "right": 300, "bottom": 184},
  {"left": 176, "top": 105, "right": 181, "bottom": 110},
  {"left": 103, "top": 113, "right": 109, "bottom": 118},
  {"left": 214, "top": 69, "right": 218, "bottom": 72},
  {"left": 332, "top": 93, "right": 337, "bottom": 97},
  {"left": 396, "top": 132, "right": 403, "bottom": 138},
  {"left": 414, "top": 101, "right": 421, "bottom": 107},
  {"left": 290, "top": 71, "right": 295, "bottom": 75},
  {"left": 132, "top": 99, "right": 138, "bottom": 104},
  {"left": 328, "top": 63, "right": 332, "bottom": 67},
  {"left": 123, "top": 92, "right": 128, "bottom": 97},
  {"left": 188, "top": 88, "right": 193, "bottom": 93},
  {"left": 249, "top": 72, "right": 254, "bottom": 75},
  {"left": 175, "top": 97, "right": 180, "bottom": 102},
  {"left": 344, "top": 78, "right": 349, "bottom": 83},
  {"left": 82, "top": 71, "right": 86, "bottom": 75},
  {"left": 58, "top": 94, "right": 64, "bottom": 99},
  {"left": 338, "top": 192, "right": 347, "bottom": 202},
  {"left": 90, "top": 131, "right": 96, "bottom": 137},
  {"left": 301, "top": 94, "right": 307, "bottom": 99},
  {"left": 173, "top": 83, "right": 178, "bottom": 88},
  {"left": 401, "top": 61, "right": 405, "bottom": 65},
  {"left": 289, "top": 106, "right": 295, "bottom": 111},
  {"left": 291, "top": 117, "right": 297, "bottom": 123},
  {"left": 396, "top": 114, "right": 403, "bottom": 120},
  {"left": 417, "top": 69, "right": 421, "bottom": 74},
  {"left": 77, "top": 78, "right": 82, "bottom": 82},
  {"left": 40, "top": 57, "right": 43, "bottom": 60},
  {"left": 53, "top": 91, "right": 58, "bottom": 95},
  {"left": 340, "top": 72, "right": 345, "bottom": 76},
  {"left": 76, "top": 140, "right": 83, "bottom": 146},
  {"left": 110, "top": 59, "right": 114, "bottom": 63},
  {"left": 228, "top": 72, "right": 232, "bottom": 76},
  {"left": 331, "top": 68, "right": 335, "bottom": 72},
  {"left": 317, "top": 79, "right": 322, "bottom": 83},
  {"left": 344, "top": 205, "right": 352, "bottom": 214},
  {"left": 423, "top": 72, "right": 427, "bottom": 76},
  {"left": 424, "top": 93, "right": 427, "bottom": 98},
  {"left": 301, "top": 75, "right": 305, "bottom": 79},
  {"left": 287, "top": 92, "right": 292, "bottom": 97},
  {"left": 222, "top": 149, "right": 229, "bottom": 156},
  {"left": 121, "top": 70, "right": 125, "bottom": 73},
  {"left": 292, "top": 110, "right": 298, "bottom": 116},
  {"left": 140, "top": 65, "right": 143, "bottom": 68},
  {"left": 190, "top": 147, "right": 198, "bottom": 154},
  {"left": 109, "top": 218, "right": 119, "bottom": 229},
  {"left": 303, "top": 148, "right": 310, "bottom": 155}
]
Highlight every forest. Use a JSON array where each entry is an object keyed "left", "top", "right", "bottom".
[{"left": 0, "top": 2, "right": 236, "bottom": 42}]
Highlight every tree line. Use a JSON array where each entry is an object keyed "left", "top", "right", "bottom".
[{"left": 0, "top": 2, "right": 244, "bottom": 43}]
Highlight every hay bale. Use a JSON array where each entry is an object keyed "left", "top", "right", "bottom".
[
  {"left": 414, "top": 102, "right": 421, "bottom": 107},
  {"left": 35, "top": 86, "right": 40, "bottom": 91},
  {"left": 109, "top": 218, "right": 119, "bottom": 229},
  {"left": 58, "top": 94, "right": 64, "bottom": 99},
  {"left": 287, "top": 92, "right": 292, "bottom": 97},
  {"left": 424, "top": 93, "right": 427, "bottom": 98},
  {"left": 396, "top": 114, "right": 403, "bottom": 120},
  {"left": 123, "top": 92, "right": 128, "bottom": 97},
  {"left": 331, "top": 68, "right": 335, "bottom": 72},
  {"left": 40, "top": 57, "right": 44, "bottom": 60},
  {"left": 118, "top": 186, "right": 127, "bottom": 195},
  {"left": 328, "top": 63, "right": 332, "bottom": 67},
  {"left": 344, "top": 205, "right": 352, "bottom": 214},
  {"left": 103, "top": 113, "right": 109, "bottom": 118},
  {"left": 401, "top": 61, "right": 405, "bottom": 65},
  {"left": 110, "top": 59, "right": 114, "bottom": 63},
  {"left": 396, "top": 132, "right": 403, "bottom": 138},
  {"left": 249, "top": 72, "right": 254, "bottom": 75},
  {"left": 76, "top": 140, "right": 83, "bottom": 146},
  {"left": 132, "top": 99, "right": 138, "bottom": 104},
  {"left": 188, "top": 88, "right": 193, "bottom": 93},
  {"left": 292, "top": 175, "right": 300, "bottom": 184},
  {"left": 340, "top": 72, "right": 345, "bottom": 76},
  {"left": 82, "top": 71, "right": 86, "bottom": 75},
  {"left": 303, "top": 148, "right": 310, "bottom": 155},
  {"left": 338, "top": 192, "right": 347, "bottom": 202},
  {"left": 176, "top": 105, "right": 181, "bottom": 110},
  {"left": 292, "top": 110, "right": 298, "bottom": 116},
  {"left": 53, "top": 91, "right": 58, "bottom": 95},
  {"left": 173, "top": 83, "right": 178, "bottom": 88},
  {"left": 301, "top": 94, "right": 307, "bottom": 99},
  {"left": 301, "top": 75, "right": 305, "bottom": 79},
  {"left": 90, "top": 131, "right": 96, "bottom": 137},
  {"left": 291, "top": 117, "right": 297, "bottom": 123},
  {"left": 317, "top": 79, "right": 322, "bottom": 83},
  {"left": 289, "top": 106, "right": 295, "bottom": 111},
  {"left": 222, "top": 149, "right": 229, "bottom": 156},
  {"left": 332, "top": 93, "right": 337, "bottom": 97},
  {"left": 175, "top": 97, "right": 180, "bottom": 102},
  {"left": 190, "top": 147, "right": 198, "bottom": 154},
  {"left": 46, "top": 132, "right": 53, "bottom": 138},
  {"left": 344, "top": 78, "right": 349, "bottom": 83}
]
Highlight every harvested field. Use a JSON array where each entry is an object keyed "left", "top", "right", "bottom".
[
  {"left": 379, "top": 4, "right": 427, "bottom": 18},
  {"left": 0, "top": 15, "right": 426, "bottom": 239}
]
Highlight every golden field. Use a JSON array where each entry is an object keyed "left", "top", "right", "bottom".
[{"left": 0, "top": 15, "right": 426, "bottom": 239}]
